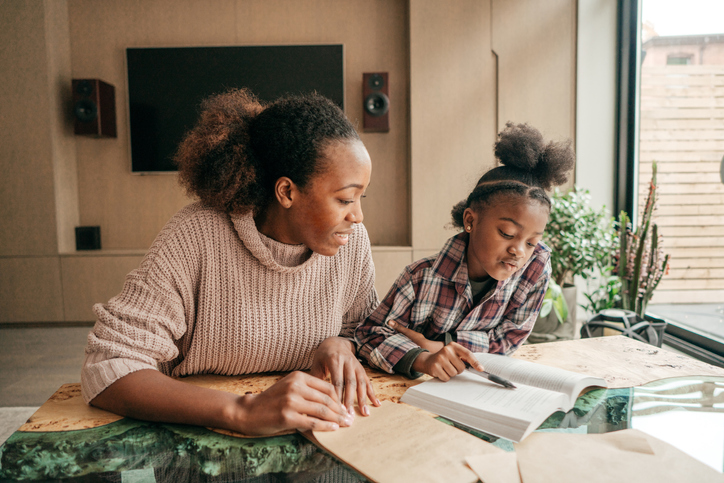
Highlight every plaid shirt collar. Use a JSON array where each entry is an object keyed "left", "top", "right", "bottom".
[{"left": 431, "top": 232, "right": 473, "bottom": 297}]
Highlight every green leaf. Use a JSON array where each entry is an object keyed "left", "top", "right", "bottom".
[
  {"left": 542, "top": 281, "right": 569, "bottom": 324},
  {"left": 552, "top": 293, "right": 569, "bottom": 323},
  {"left": 540, "top": 298, "right": 553, "bottom": 317}
]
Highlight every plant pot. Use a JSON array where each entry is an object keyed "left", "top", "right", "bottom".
[
  {"left": 528, "top": 283, "right": 577, "bottom": 343},
  {"left": 643, "top": 313, "right": 668, "bottom": 347},
  {"left": 580, "top": 309, "right": 667, "bottom": 347}
]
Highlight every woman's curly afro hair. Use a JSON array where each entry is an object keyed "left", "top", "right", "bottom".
[
  {"left": 175, "top": 88, "right": 360, "bottom": 214},
  {"left": 451, "top": 122, "right": 575, "bottom": 229}
]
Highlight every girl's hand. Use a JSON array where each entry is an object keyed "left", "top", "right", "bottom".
[
  {"left": 310, "top": 337, "right": 381, "bottom": 416},
  {"left": 237, "top": 371, "right": 354, "bottom": 435},
  {"left": 388, "top": 320, "right": 444, "bottom": 353},
  {"left": 411, "top": 342, "right": 485, "bottom": 381}
]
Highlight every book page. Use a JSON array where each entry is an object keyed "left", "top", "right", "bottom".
[
  {"left": 512, "top": 336, "right": 724, "bottom": 389},
  {"left": 401, "top": 372, "right": 568, "bottom": 441},
  {"left": 443, "top": 373, "right": 566, "bottom": 416},
  {"left": 476, "top": 353, "right": 606, "bottom": 402}
]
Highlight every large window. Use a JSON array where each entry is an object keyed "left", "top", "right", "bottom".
[{"left": 637, "top": 0, "right": 724, "bottom": 363}]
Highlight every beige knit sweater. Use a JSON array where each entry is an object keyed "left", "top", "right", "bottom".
[{"left": 81, "top": 202, "right": 378, "bottom": 403}]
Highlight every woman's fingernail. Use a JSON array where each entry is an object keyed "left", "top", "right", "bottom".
[
  {"left": 344, "top": 414, "right": 354, "bottom": 426},
  {"left": 363, "top": 405, "right": 369, "bottom": 416},
  {"left": 331, "top": 423, "right": 339, "bottom": 430},
  {"left": 388, "top": 321, "right": 396, "bottom": 328},
  {"left": 376, "top": 398, "right": 382, "bottom": 406}
]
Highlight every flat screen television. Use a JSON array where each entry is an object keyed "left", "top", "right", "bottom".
[{"left": 126, "top": 45, "right": 344, "bottom": 173}]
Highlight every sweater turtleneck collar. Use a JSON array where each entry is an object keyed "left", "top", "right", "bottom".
[{"left": 230, "top": 210, "right": 320, "bottom": 273}]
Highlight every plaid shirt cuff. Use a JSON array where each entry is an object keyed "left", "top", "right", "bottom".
[
  {"left": 443, "top": 332, "right": 457, "bottom": 346},
  {"left": 392, "top": 347, "right": 427, "bottom": 379}
]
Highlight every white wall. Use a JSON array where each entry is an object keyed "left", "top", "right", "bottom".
[
  {"left": 574, "top": 0, "right": 619, "bottom": 322},
  {"left": 575, "top": 0, "right": 618, "bottom": 212}
]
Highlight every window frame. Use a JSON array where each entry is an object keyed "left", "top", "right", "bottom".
[{"left": 616, "top": 0, "right": 724, "bottom": 368}]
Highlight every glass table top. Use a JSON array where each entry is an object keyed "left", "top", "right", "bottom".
[{"left": 1, "top": 376, "right": 722, "bottom": 482}]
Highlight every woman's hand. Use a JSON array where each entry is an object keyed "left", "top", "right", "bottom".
[
  {"left": 90, "top": 369, "right": 353, "bottom": 438},
  {"left": 388, "top": 320, "right": 444, "bottom": 353},
  {"left": 310, "top": 337, "right": 381, "bottom": 416},
  {"left": 236, "top": 371, "right": 354, "bottom": 435},
  {"left": 411, "top": 342, "right": 485, "bottom": 381}
]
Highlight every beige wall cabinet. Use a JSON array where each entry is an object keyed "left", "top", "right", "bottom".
[{"left": 1, "top": 0, "right": 576, "bottom": 323}]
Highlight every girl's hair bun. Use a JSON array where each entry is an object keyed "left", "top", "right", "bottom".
[
  {"left": 450, "top": 122, "right": 574, "bottom": 229},
  {"left": 492, "top": 122, "right": 574, "bottom": 191},
  {"left": 535, "top": 138, "right": 575, "bottom": 190},
  {"left": 494, "top": 122, "right": 545, "bottom": 172}
]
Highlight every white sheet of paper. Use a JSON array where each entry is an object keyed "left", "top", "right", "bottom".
[{"left": 514, "top": 429, "right": 724, "bottom": 483}]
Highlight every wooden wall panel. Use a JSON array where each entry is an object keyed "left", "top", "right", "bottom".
[
  {"left": 0, "top": 258, "right": 64, "bottom": 322},
  {"left": 45, "top": 0, "right": 80, "bottom": 254},
  {"left": 0, "top": 0, "right": 59, "bottom": 256},
  {"left": 492, "top": 0, "right": 577, "bottom": 165},
  {"left": 1, "top": 0, "right": 581, "bottom": 322},
  {"left": 235, "top": 0, "right": 410, "bottom": 247},
  {"left": 370, "top": 248, "right": 413, "bottom": 298},
  {"left": 409, "top": 0, "right": 577, "bottom": 251},
  {"left": 61, "top": 254, "right": 145, "bottom": 321},
  {"left": 409, "top": 0, "right": 497, "bottom": 251},
  {"left": 67, "top": 0, "right": 409, "bottom": 248}
]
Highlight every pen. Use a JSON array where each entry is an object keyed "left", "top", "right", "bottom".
[{"left": 466, "top": 368, "right": 517, "bottom": 389}]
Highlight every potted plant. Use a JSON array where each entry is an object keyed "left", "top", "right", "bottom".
[
  {"left": 580, "top": 162, "right": 671, "bottom": 347},
  {"left": 529, "top": 188, "right": 617, "bottom": 343},
  {"left": 540, "top": 279, "right": 569, "bottom": 324},
  {"left": 580, "top": 216, "right": 621, "bottom": 317},
  {"left": 581, "top": 265, "right": 621, "bottom": 317},
  {"left": 617, "top": 162, "right": 670, "bottom": 318}
]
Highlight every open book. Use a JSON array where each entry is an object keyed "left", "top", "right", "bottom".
[{"left": 400, "top": 352, "right": 608, "bottom": 443}]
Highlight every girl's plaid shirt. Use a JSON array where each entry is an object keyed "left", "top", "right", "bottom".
[{"left": 355, "top": 231, "right": 551, "bottom": 374}]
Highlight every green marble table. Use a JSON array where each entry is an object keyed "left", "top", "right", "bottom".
[{"left": 2, "top": 376, "right": 722, "bottom": 482}]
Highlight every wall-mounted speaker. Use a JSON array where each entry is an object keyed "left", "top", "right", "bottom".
[
  {"left": 363, "top": 72, "right": 389, "bottom": 132},
  {"left": 75, "top": 226, "right": 101, "bottom": 250},
  {"left": 72, "top": 79, "right": 117, "bottom": 137}
]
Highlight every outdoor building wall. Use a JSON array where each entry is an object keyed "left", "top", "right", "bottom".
[{"left": 643, "top": 37, "right": 724, "bottom": 66}]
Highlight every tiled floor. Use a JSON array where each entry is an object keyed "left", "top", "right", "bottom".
[
  {"left": 0, "top": 407, "right": 37, "bottom": 446},
  {"left": 0, "top": 326, "right": 90, "bottom": 406},
  {"left": 0, "top": 326, "right": 91, "bottom": 445}
]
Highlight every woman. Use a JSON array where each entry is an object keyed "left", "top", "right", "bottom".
[{"left": 82, "top": 88, "right": 380, "bottom": 436}]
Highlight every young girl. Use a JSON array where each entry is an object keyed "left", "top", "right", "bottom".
[
  {"left": 82, "top": 89, "right": 381, "bottom": 436},
  {"left": 355, "top": 122, "right": 575, "bottom": 381}
]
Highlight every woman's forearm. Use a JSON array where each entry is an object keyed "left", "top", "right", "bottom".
[
  {"left": 90, "top": 369, "right": 246, "bottom": 430},
  {"left": 90, "top": 368, "right": 353, "bottom": 436}
]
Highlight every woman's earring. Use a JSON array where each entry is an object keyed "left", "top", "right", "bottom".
[{"left": 466, "top": 225, "right": 472, "bottom": 232}]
